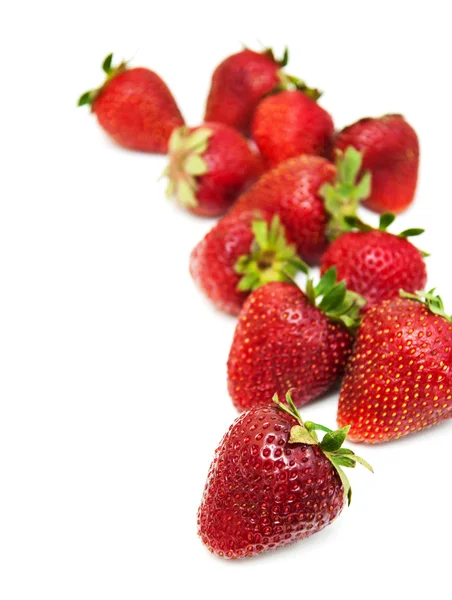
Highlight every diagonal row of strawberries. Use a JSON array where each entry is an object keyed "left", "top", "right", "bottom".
[{"left": 79, "top": 46, "right": 451, "bottom": 560}]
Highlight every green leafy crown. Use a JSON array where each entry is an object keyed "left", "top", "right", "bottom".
[
  {"left": 274, "top": 392, "right": 373, "bottom": 505},
  {"left": 234, "top": 215, "right": 308, "bottom": 292},
  {"left": 343, "top": 212, "right": 428, "bottom": 256},
  {"left": 400, "top": 289, "right": 452, "bottom": 323},
  {"left": 262, "top": 45, "right": 289, "bottom": 67},
  {"left": 161, "top": 126, "right": 213, "bottom": 209},
  {"left": 305, "top": 267, "right": 366, "bottom": 332},
  {"left": 319, "top": 146, "right": 372, "bottom": 240},
  {"left": 78, "top": 53, "right": 127, "bottom": 108}
]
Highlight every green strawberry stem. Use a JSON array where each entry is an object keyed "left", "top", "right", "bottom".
[
  {"left": 235, "top": 215, "right": 309, "bottom": 292},
  {"left": 274, "top": 392, "right": 373, "bottom": 505},
  {"left": 305, "top": 267, "right": 366, "bottom": 332},
  {"left": 78, "top": 52, "right": 127, "bottom": 108},
  {"left": 320, "top": 147, "right": 372, "bottom": 240},
  {"left": 400, "top": 289, "right": 452, "bottom": 323}
]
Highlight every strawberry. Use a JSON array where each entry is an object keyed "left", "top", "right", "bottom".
[
  {"left": 162, "top": 123, "right": 261, "bottom": 217},
  {"left": 320, "top": 213, "right": 427, "bottom": 307},
  {"left": 251, "top": 89, "right": 334, "bottom": 168},
  {"left": 190, "top": 213, "right": 307, "bottom": 315},
  {"left": 334, "top": 114, "right": 419, "bottom": 214},
  {"left": 204, "top": 46, "right": 292, "bottom": 135},
  {"left": 78, "top": 53, "right": 184, "bottom": 153},
  {"left": 338, "top": 290, "right": 452, "bottom": 443},
  {"left": 232, "top": 148, "right": 371, "bottom": 264},
  {"left": 227, "top": 270, "right": 365, "bottom": 412},
  {"left": 198, "top": 392, "right": 372, "bottom": 559}
]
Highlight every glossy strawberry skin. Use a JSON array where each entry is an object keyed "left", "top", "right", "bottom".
[
  {"left": 334, "top": 115, "right": 419, "bottom": 214},
  {"left": 92, "top": 67, "right": 184, "bottom": 153},
  {"left": 338, "top": 298, "right": 452, "bottom": 443},
  {"left": 189, "top": 123, "right": 262, "bottom": 217},
  {"left": 204, "top": 49, "right": 281, "bottom": 135},
  {"left": 190, "top": 209, "right": 274, "bottom": 315},
  {"left": 228, "top": 282, "right": 354, "bottom": 411},
  {"left": 251, "top": 91, "right": 334, "bottom": 168},
  {"left": 232, "top": 155, "right": 336, "bottom": 264},
  {"left": 198, "top": 405, "right": 344, "bottom": 559},
  {"left": 320, "top": 230, "right": 427, "bottom": 307}
]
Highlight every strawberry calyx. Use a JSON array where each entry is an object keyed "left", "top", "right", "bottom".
[
  {"left": 162, "top": 126, "right": 213, "bottom": 209},
  {"left": 235, "top": 215, "right": 308, "bottom": 292},
  {"left": 320, "top": 146, "right": 372, "bottom": 240},
  {"left": 262, "top": 45, "right": 289, "bottom": 67},
  {"left": 345, "top": 212, "right": 425, "bottom": 238},
  {"left": 400, "top": 289, "right": 452, "bottom": 323},
  {"left": 257, "top": 43, "right": 321, "bottom": 100},
  {"left": 304, "top": 267, "right": 366, "bottom": 332},
  {"left": 78, "top": 53, "right": 128, "bottom": 109},
  {"left": 274, "top": 392, "right": 373, "bottom": 505},
  {"left": 273, "top": 72, "right": 322, "bottom": 100},
  {"left": 344, "top": 213, "right": 429, "bottom": 256}
]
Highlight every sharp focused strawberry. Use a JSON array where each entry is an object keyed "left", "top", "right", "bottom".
[
  {"left": 190, "top": 213, "right": 307, "bottom": 315},
  {"left": 251, "top": 89, "right": 334, "bottom": 168},
  {"left": 320, "top": 213, "right": 427, "bottom": 307},
  {"left": 334, "top": 114, "right": 419, "bottom": 214},
  {"left": 338, "top": 290, "right": 452, "bottom": 443},
  {"left": 198, "top": 392, "right": 372, "bottom": 559},
  {"left": 204, "top": 46, "right": 293, "bottom": 135},
  {"left": 162, "top": 122, "right": 261, "bottom": 217},
  {"left": 232, "top": 148, "right": 371, "bottom": 264},
  {"left": 78, "top": 53, "right": 184, "bottom": 153},
  {"left": 227, "top": 270, "right": 365, "bottom": 412}
]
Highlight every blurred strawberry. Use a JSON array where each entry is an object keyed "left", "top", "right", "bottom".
[
  {"left": 334, "top": 114, "right": 419, "bottom": 214},
  {"left": 232, "top": 147, "right": 371, "bottom": 264},
  {"left": 190, "top": 212, "right": 306, "bottom": 315},
  {"left": 205, "top": 46, "right": 293, "bottom": 135},
  {"left": 162, "top": 122, "right": 261, "bottom": 217},
  {"left": 320, "top": 213, "right": 427, "bottom": 307},
  {"left": 78, "top": 53, "right": 184, "bottom": 153},
  {"left": 251, "top": 88, "right": 334, "bottom": 168}
]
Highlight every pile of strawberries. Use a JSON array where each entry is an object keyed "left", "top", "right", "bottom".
[{"left": 80, "top": 47, "right": 452, "bottom": 560}]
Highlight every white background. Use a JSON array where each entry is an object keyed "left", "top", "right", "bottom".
[{"left": 1, "top": 1, "right": 451, "bottom": 598}]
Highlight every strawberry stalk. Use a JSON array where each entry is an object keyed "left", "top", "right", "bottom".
[
  {"left": 234, "top": 215, "right": 308, "bottom": 291},
  {"left": 274, "top": 391, "right": 373, "bottom": 505}
]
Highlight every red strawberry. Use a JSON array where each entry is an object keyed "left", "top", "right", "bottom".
[
  {"left": 334, "top": 114, "right": 419, "bottom": 214},
  {"left": 198, "top": 392, "right": 372, "bottom": 559},
  {"left": 232, "top": 148, "right": 370, "bottom": 264},
  {"left": 163, "top": 123, "right": 261, "bottom": 217},
  {"left": 190, "top": 213, "right": 306, "bottom": 315},
  {"left": 78, "top": 53, "right": 184, "bottom": 153},
  {"left": 227, "top": 270, "right": 365, "bottom": 412},
  {"left": 338, "top": 290, "right": 452, "bottom": 443},
  {"left": 320, "top": 213, "right": 427, "bottom": 307},
  {"left": 204, "top": 46, "right": 290, "bottom": 135},
  {"left": 251, "top": 89, "right": 334, "bottom": 168}
]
